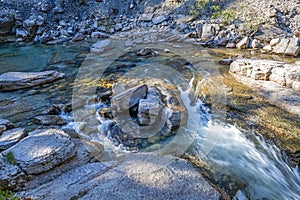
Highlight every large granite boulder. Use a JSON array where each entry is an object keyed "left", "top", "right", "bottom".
[
  {"left": 21, "top": 153, "right": 221, "bottom": 200},
  {"left": 0, "top": 71, "right": 64, "bottom": 91},
  {"left": 2, "top": 129, "right": 76, "bottom": 175}
]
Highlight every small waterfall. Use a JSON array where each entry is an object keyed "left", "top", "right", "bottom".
[{"left": 188, "top": 76, "right": 300, "bottom": 200}]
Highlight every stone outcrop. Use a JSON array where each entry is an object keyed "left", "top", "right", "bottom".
[
  {"left": 230, "top": 59, "right": 300, "bottom": 91},
  {"left": 3, "top": 129, "right": 75, "bottom": 175},
  {"left": 0, "top": 71, "right": 64, "bottom": 91},
  {"left": 21, "top": 153, "right": 221, "bottom": 200}
]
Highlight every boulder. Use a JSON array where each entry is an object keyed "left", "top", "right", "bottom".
[
  {"left": 273, "top": 38, "right": 290, "bottom": 54},
  {"left": 139, "top": 13, "right": 154, "bottom": 22},
  {"left": 152, "top": 16, "right": 168, "bottom": 25},
  {"left": 3, "top": 129, "right": 76, "bottom": 175},
  {"left": 236, "top": 36, "right": 249, "bottom": 49},
  {"left": 0, "top": 128, "right": 26, "bottom": 151},
  {"left": 91, "top": 31, "right": 110, "bottom": 39},
  {"left": 90, "top": 39, "right": 112, "bottom": 53},
  {"left": 0, "top": 71, "right": 65, "bottom": 91},
  {"left": 33, "top": 115, "right": 67, "bottom": 126},
  {"left": 111, "top": 84, "right": 147, "bottom": 111},
  {"left": 284, "top": 38, "right": 300, "bottom": 56},
  {"left": 72, "top": 33, "right": 85, "bottom": 42},
  {"left": 138, "top": 87, "right": 163, "bottom": 125},
  {"left": 269, "top": 67, "right": 286, "bottom": 86},
  {"left": 0, "top": 17, "right": 14, "bottom": 35},
  {"left": 201, "top": 24, "right": 215, "bottom": 42}
]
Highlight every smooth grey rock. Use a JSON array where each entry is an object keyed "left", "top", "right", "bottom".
[
  {"left": 90, "top": 39, "right": 112, "bottom": 53},
  {"left": 111, "top": 84, "right": 147, "bottom": 111},
  {"left": 3, "top": 129, "right": 76, "bottom": 175},
  {"left": 0, "top": 128, "right": 26, "bottom": 151},
  {"left": 81, "top": 153, "right": 221, "bottom": 200},
  {"left": 138, "top": 87, "right": 163, "bottom": 125},
  {"left": 226, "top": 42, "right": 236, "bottom": 48},
  {"left": 0, "top": 154, "right": 26, "bottom": 190},
  {"left": 33, "top": 115, "right": 67, "bottom": 126},
  {"left": 72, "top": 33, "right": 85, "bottom": 42},
  {"left": 201, "top": 24, "right": 215, "bottom": 42},
  {"left": 292, "top": 81, "right": 300, "bottom": 92},
  {"left": 285, "top": 38, "right": 300, "bottom": 56},
  {"left": 112, "top": 82, "right": 126, "bottom": 95},
  {"left": 91, "top": 31, "right": 110, "bottom": 38},
  {"left": 270, "top": 38, "right": 281, "bottom": 46},
  {"left": 236, "top": 36, "right": 249, "bottom": 49},
  {"left": 22, "top": 162, "right": 115, "bottom": 200},
  {"left": 273, "top": 38, "right": 290, "bottom": 54},
  {"left": 16, "top": 28, "right": 28, "bottom": 38},
  {"left": 0, "top": 71, "right": 65, "bottom": 91},
  {"left": 152, "top": 16, "right": 168, "bottom": 25},
  {"left": 139, "top": 13, "right": 154, "bottom": 22}
]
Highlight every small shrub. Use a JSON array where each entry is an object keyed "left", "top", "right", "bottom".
[
  {"left": 4, "top": 152, "right": 16, "bottom": 165},
  {"left": 0, "top": 190, "right": 20, "bottom": 200},
  {"left": 221, "top": 10, "right": 236, "bottom": 24}
]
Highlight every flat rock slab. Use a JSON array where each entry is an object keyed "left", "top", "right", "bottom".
[
  {"left": 231, "top": 73, "right": 300, "bottom": 117},
  {"left": 81, "top": 153, "right": 220, "bottom": 200},
  {"left": 22, "top": 153, "right": 220, "bottom": 200},
  {"left": 0, "top": 71, "right": 64, "bottom": 91},
  {"left": 3, "top": 129, "right": 75, "bottom": 175},
  {"left": 0, "top": 128, "right": 26, "bottom": 151}
]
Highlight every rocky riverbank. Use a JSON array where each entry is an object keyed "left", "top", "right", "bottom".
[
  {"left": 0, "top": 0, "right": 300, "bottom": 56},
  {"left": 1, "top": 0, "right": 300, "bottom": 199}
]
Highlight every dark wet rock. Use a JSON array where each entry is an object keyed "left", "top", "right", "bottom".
[
  {"left": 136, "top": 48, "right": 158, "bottom": 56},
  {"left": 72, "top": 32, "right": 85, "bottom": 42},
  {"left": 97, "top": 90, "right": 113, "bottom": 102},
  {"left": 0, "top": 125, "right": 6, "bottom": 134},
  {"left": 98, "top": 107, "right": 115, "bottom": 119},
  {"left": 90, "top": 39, "right": 112, "bottom": 53},
  {"left": 0, "top": 154, "right": 27, "bottom": 190},
  {"left": 0, "top": 119, "right": 15, "bottom": 131},
  {"left": 111, "top": 84, "right": 147, "bottom": 111},
  {"left": 0, "top": 71, "right": 65, "bottom": 91},
  {"left": 0, "top": 128, "right": 27, "bottom": 151},
  {"left": 33, "top": 115, "right": 67, "bottom": 126},
  {"left": 3, "top": 129, "right": 76, "bottom": 175},
  {"left": 0, "top": 17, "right": 14, "bottom": 35},
  {"left": 219, "top": 59, "right": 234, "bottom": 65},
  {"left": 41, "top": 104, "right": 61, "bottom": 115}
]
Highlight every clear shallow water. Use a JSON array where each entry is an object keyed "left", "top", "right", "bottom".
[{"left": 1, "top": 41, "right": 299, "bottom": 199}]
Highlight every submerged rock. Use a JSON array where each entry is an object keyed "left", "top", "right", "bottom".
[
  {"left": 3, "top": 129, "right": 76, "bottom": 175},
  {"left": 0, "top": 71, "right": 65, "bottom": 91},
  {"left": 90, "top": 39, "right": 112, "bottom": 53}
]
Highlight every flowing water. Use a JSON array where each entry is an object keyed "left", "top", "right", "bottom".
[{"left": 0, "top": 40, "right": 299, "bottom": 199}]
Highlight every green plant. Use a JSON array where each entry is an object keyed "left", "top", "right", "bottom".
[
  {"left": 0, "top": 190, "right": 20, "bottom": 200},
  {"left": 4, "top": 152, "right": 16, "bottom": 165},
  {"left": 221, "top": 10, "right": 236, "bottom": 24},
  {"left": 10, "top": 13, "right": 15, "bottom": 19}
]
